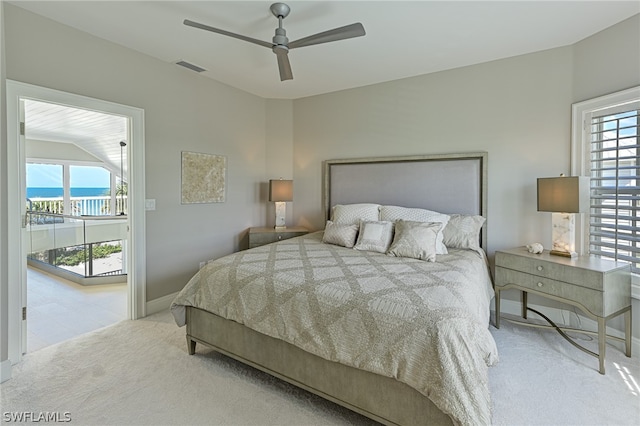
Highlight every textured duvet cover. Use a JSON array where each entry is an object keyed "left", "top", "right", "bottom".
[{"left": 171, "top": 231, "right": 498, "bottom": 426}]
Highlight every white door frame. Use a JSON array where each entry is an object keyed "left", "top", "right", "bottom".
[{"left": 6, "top": 80, "right": 146, "bottom": 365}]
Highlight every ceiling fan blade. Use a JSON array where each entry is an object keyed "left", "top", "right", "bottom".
[
  {"left": 274, "top": 48, "right": 293, "bottom": 81},
  {"left": 184, "top": 19, "right": 273, "bottom": 49},
  {"left": 288, "top": 23, "right": 365, "bottom": 49}
]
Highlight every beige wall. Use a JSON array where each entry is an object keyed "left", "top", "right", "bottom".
[
  {"left": 573, "top": 14, "right": 640, "bottom": 102},
  {"left": 292, "top": 13, "right": 640, "bottom": 253},
  {"left": 265, "top": 99, "right": 294, "bottom": 227},
  {"left": 292, "top": 46, "right": 575, "bottom": 255},
  {"left": 3, "top": 4, "right": 268, "bottom": 301},
  {"left": 26, "top": 140, "right": 102, "bottom": 163}
]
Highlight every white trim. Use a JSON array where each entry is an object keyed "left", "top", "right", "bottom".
[
  {"left": 496, "top": 298, "right": 639, "bottom": 358},
  {"left": 0, "top": 359, "right": 12, "bottom": 383},
  {"left": 571, "top": 86, "right": 640, "bottom": 259},
  {"left": 6, "top": 80, "right": 146, "bottom": 367},
  {"left": 146, "top": 291, "right": 180, "bottom": 316},
  {"left": 62, "top": 163, "right": 71, "bottom": 214}
]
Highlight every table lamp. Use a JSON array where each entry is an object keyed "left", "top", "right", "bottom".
[
  {"left": 269, "top": 179, "right": 293, "bottom": 229},
  {"left": 537, "top": 175, "right": 590, "bottom": 258}
]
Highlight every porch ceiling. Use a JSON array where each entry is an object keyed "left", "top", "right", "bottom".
[{"left": 24, "top": 99, "right": 128, "bottom": 179}]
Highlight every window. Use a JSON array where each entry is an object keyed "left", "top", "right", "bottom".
[
  {"left": 26, "top": 161, "right": 118, "bottom": 216},
  {"left": 26, "top": 163, "right": 64, "bottom": 213},
  {"left": 572, "top": 87, "right": 639, "bottom": 273},
  {"left": 70, "top": 165, "right": 114, "bottom": 215}
]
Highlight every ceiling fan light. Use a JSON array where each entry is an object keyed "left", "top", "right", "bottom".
[{"left": 272, "top": 45, "right": 288, "bottom": 54}]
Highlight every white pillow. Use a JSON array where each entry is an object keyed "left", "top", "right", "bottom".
[
  {"left": 331, "top": 203, "right": 380, "bottom": 226},
  {"left": 387, "top": 220, "right": 442, "bottom": 262},
  {"left": 353, "top": 220, "right": 394, "bottom": 253},
  {"left": 443, "top": 214, "right": 485, "bottom": 251},
  {"left": 322, "top": 221, "right": 359, "bottom": 248},
  {"left": 379, "top": 205, "right": 450, "bottom": 254}
]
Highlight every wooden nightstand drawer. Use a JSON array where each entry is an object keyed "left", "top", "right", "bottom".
[
  {"left": 248, "top": 227, "right": 308, "bottom": 249},
  {"left": 495, "top": 249, "right": 603, "bottom": 291},
  {"left": 495, "top": 266, "right": 604, "bottom": 315}
]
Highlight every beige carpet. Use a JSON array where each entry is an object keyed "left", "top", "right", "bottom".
[{"left": 1, "top": 311, "right": 638, "bottom": 425}]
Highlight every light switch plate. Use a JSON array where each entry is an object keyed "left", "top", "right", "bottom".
[{"left": 145, "top": 199, "right": 156, "bottom": 211}]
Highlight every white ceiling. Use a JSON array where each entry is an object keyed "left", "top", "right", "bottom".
[
  {"left": 24, "top": 99, "right": 129, "bottom": 180},
  {"left": 10, "top": 1, "right": 640, "bottom": 100},
  {"left": 12, "top": 1, "right": 640, "bottom": 176}
]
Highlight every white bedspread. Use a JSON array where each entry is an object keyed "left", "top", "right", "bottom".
[{"left": 171, "top": 232, "right": 498, "bottom": 425}]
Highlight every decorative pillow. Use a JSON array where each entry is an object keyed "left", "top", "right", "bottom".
[
  {"left": 379, "top": 205, "right": 450, "bottom": 254},
  {"left": 322, "top": 221, "right": 359, "bottom": 248},
  {"left": 331, "top": 203, "right": 380, "bottom": 226},
  {"left": 353, "top": 220, "right": 394, "bottom": 253},
  {"left": 387, "top": 220, "right": 442, "bottom": 262},
  {"left": 443, "top": 214, "right": 486, "bottom": 250}
]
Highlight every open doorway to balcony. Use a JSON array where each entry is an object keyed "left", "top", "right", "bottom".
[
  {"left": 24, "top": 99, "right": 129, "bottom": 352},
  {"left": 7, "top": 80, "right": 146, "bottom": 365}
]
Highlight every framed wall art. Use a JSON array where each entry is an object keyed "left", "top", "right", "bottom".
[{"left": 181, "top": 151, "right": 226, "bottom": 204}]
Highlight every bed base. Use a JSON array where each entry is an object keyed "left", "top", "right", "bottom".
[{"left": 186, "top": 306, "right": 453, "bottom": 426}]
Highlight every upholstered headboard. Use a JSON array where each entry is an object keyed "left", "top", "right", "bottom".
[{"left": 323, "top": 152, "right": 488, "bottom": 248}]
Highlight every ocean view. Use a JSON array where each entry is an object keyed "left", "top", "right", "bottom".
[{"left": 27, "top": 187, "right": 110, "bottom": 198}]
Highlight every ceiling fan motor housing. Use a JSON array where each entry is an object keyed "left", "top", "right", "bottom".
[{"left": 273, "top": 27, "right": 289, "bottom": 50}]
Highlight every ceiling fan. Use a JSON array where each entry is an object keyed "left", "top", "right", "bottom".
[{"left": 184, "top": 2, "right": 366, "bottom": 81}]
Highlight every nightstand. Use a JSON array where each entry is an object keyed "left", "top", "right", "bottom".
[
  {"left": 248, "top": 227, "right": 308, "bottom": 249},
  {"left": 494, "top": 247, "right": 631, "bottom": 374}
]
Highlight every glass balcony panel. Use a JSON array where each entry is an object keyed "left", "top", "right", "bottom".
[{"left": 26, "top": 212, "right": 127, "bottom": 280}]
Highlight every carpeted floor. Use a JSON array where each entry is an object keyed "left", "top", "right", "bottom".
[{"left": 1, "top": 310, "right": 638, "bottom": 425}]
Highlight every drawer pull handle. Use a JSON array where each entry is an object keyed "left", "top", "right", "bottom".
[
  {"left": 537, "top": 265, "right": 543, "bottom": 271},
  {"left": 537, "top": 282, "right": 543, "bottom": 287}
]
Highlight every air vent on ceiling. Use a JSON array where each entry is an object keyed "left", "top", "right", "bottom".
[{"left": 175, "top": 60, "right": 207, "bottom": 73}]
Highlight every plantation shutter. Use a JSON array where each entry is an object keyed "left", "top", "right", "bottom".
[{"left": 589, "top": 105, "right": 640, "bottom": 273}]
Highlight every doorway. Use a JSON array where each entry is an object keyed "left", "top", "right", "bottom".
[
  {"left": 6, "top": 80, "right": 146, "bottom": 364},
  {"left": 24, "top": 98, "right": 130, "bottom": 352}
]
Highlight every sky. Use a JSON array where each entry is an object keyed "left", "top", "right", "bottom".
[{"left": 27, "top": 164, "right": 111, "bottom": 188}]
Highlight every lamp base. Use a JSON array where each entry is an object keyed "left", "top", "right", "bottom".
[
  {"left": 274, "top": 201, "right": 286, "bottom": 229},
  {"left": 549, "top": 249, "right": 578, "bottom": 258},
  {"left": 550, "top": 212, "right": 578, "bottom": 258}
]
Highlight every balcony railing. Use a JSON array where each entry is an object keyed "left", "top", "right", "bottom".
[
  {"left": 27, "top": 195, "right": 127, "bottom": 216},
  {"left": 26, "top": 211, "right": 127, "bottom": 284}
]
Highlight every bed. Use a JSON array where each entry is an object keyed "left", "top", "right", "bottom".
[{"left": 171, "top": 152, "right": 497, "bottom": 426}]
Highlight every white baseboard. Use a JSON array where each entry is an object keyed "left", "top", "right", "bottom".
[
  {"left": 495, "top": 298, "right": 640, "bottom": 357},
  {"left": 1, "top": 359, "right": 12, "bottom": 383},
  {"left": 145, "top": 291, "right": 179, "bottom": 316}
]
